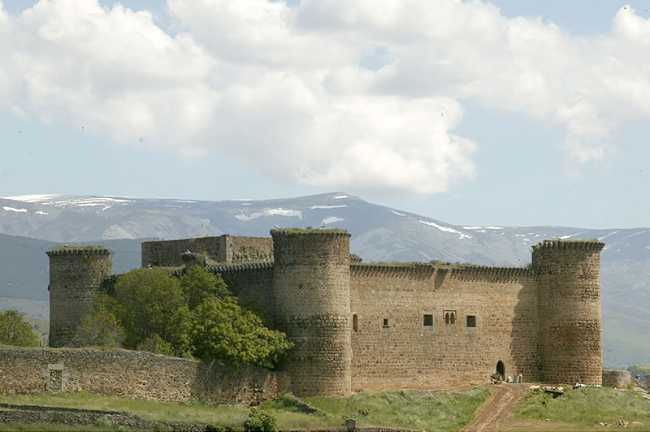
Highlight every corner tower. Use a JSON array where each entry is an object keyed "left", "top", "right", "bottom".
[
  {"left": 533, "top": 240, "right": 605, "bottom": 385},
  {"left": 47, "top": 246, "right": 112, "bottom": 347},
  {"left": 271, "top": 228, "right": 351, "bottom": 396}
]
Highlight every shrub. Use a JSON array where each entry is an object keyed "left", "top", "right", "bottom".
[
  {"left": 73, "top": 294, "right": 124, "bottom": 347},
  {"left": 244, "top": 408, "right": 277, "bottom": 432},
  {"left": 0, "top": 310, "right": 40, "bottom": 347}
]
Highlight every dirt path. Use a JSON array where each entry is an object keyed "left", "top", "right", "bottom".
[{"left": 462, "top": 384, "right": 529, "bottom": 432}]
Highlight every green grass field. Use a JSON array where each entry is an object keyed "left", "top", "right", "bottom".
[
  {"left": 514, "top": 386, "right": 650, "bottom": 430},
  {"left": 0, "top": 387, "right": 489, "bottom": 432}
]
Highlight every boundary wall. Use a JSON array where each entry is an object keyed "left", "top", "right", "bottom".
[{"left": 0, "top": 347, "right": 283, "bottom": 404}]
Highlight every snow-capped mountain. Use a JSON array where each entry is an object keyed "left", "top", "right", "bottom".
[{"left": 1, "top": 192, "right": 649, "bottom": 367}]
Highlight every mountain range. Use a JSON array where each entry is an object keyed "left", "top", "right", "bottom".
[{"left": 0, "top": 192, "right": 648, "bottom": 367}]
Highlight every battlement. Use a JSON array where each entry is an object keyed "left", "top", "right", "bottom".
[
  {"left": 47, "top": 245, "right": 111, "bottom": 257},
  {"left": 351, "top": 262, "right": 436, "bottom": 278},
  {"left": 532, "top": 239, "right": 605, "bottom": 252},
  {"left": 270, "top": 227, "right": 350, "bottom": 237},
  {"left": 450, "top": 265, "right": 533, "bottom": 281},
  {"left": 207, "top": 261, "right": 274, "bottom": 274}
]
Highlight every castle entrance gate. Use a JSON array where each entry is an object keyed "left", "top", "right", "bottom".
[{"left": 496, "top": 361, "right": 505, "bottom": 380}]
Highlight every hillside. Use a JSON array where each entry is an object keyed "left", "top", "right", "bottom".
[{"left": 0, "top": 192, "right": 648, "bottom": 366}]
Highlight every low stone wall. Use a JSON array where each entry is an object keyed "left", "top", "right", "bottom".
[
  {"left": 602, "top": 369, "right": 632, "bottom": 388},
  {"left": 0, "top": 346, "right": 283, "bottom": 404}
]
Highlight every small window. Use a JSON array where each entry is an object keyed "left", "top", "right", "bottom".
[
  {"left": 383, "top": 318, "right": 389, "bottom": 328},
  {"left": 466, "top": 315, "right": 477, "bottom": 328},
  {"left": 353, "top": 314, "right": 358, "bottom": 332},
  {"left": 423, "top": 314, "right": 433, "bottom": 327},
  {"left": 444, "top": 310, "right": 457, "bottom": 325}
]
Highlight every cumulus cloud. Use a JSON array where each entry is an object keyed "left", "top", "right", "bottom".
[{"left": 1, "top": 0, "right": 650, "bottom": 194}]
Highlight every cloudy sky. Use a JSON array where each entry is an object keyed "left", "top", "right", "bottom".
[{"left": 1, "top": 0, "right": 649, "bottom": 228}]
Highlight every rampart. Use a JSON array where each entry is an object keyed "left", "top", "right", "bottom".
[{"left": 0, "top": 346, "right": 282, "bottom": 404}]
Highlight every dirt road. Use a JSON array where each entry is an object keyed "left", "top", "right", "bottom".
[{"left": 462, "top": 384, "right": 529, "bottom": 432}]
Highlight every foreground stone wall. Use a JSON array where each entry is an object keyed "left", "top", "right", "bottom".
[
  {"left": 350, "top": 264, "right": 539, "bottom": 391},
  {"left": 0, "top": 347, "right": 282, "bottom": 404},
  {"left": 602, "top": 369, "right": 632, "bottom": 388}
]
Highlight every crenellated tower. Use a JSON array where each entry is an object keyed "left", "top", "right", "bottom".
[
  {"left": 533, "top": 240, "right": 605, "bottom": 385},
  {"left": 47, "top": 246, "right": 112, "bottom": 347},
  {"left": 271, "top": 228, "right": 352, "bottom": 396}
]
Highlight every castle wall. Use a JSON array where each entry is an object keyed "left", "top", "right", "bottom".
[
  {"left": 226, "top": 236, "right": 273, "bottom": 263},
  {"left": 350, "top": 265, "right": 539, "bottom": 390},
  {"left": 141, "top": 237, "right": 227, "bottom": 267},
  {"left": 212, "top": 263, "right": 275, "bottom": 321},
  {"left": 0, "top": 347, "right": 282, "bottom": 404}
]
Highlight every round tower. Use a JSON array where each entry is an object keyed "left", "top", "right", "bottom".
[
  {"left": 47, "top": 246, "right": 112, "bottom": 347},
  {"left": 271, "top": 228, "right": 351, "bottom": 396},
  {"left": 533, "top": 240, "right": 605, "bottom": 385}
]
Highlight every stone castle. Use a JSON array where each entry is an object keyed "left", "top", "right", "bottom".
[{"left": 46, "top": 228, "right": 605, "bottom": 397}]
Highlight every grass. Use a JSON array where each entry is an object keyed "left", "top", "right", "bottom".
[
  {"left": 0, "top": 388, "right": 489, "bottom": 432},
  {"left": 0, "top": 423, "right": 137, "bottom": 431},
  {"left": 514, "top": 386, "right": 650, "bottom": 429}
]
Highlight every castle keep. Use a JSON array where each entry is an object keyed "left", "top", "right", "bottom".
[{"left": 46, "top": 229, "right": 605, "bottom": 397}]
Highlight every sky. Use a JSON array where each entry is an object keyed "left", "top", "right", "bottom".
[{"left": 1, "top": 0, "right": 650, "bottom": 228}]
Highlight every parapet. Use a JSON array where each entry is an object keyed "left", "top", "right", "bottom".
[
  {"left": 532, "top": 239, "right": 605, "bottom": 252},
  {"left": 47, "top": 245, "right": 111, "bottom": 257},
  {"left": 270, "top": 227, "right": 350, "bottom": 237},
  {"left": 208, "top": 261, "right": 274, "bottom": 274}
]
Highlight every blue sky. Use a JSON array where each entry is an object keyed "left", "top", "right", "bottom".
[{"left": 1, "top": 0, "right": 649, "bottom": 228}]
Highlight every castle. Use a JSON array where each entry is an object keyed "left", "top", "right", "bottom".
[{"left": 46, "top": 228, "right": 605, "bottom": 397}]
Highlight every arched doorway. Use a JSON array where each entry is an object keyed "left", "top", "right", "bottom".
[{"left": 496, "top": 361, "right": 505, "bottom": 380}]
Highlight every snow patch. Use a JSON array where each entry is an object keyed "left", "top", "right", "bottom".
[
  {"left": 321, "top": 216, "right": 344, "bottom": 225},
  {"left": 310, "top": 205, "right": 347, "bottom": 210},
  {"left": 332, "top": 195, "right": 348, "bottom": 200},
  {"left": 35, "top": 211, "right": 48, "bottom": 216},
  {"left": 598, "top": 231, "right": 618, "bottom": 241},
  {"left": 391, "top": 210, "right": 406, "bottom": 216},
  {"left": 235, "top": 208, "right": 303, "bottom": 221},
  {"left": 560, "top": 233, "right": 579, "bottom": 239},
  {"left": 3, "top": 194, "right": 60, "bottom": 203},
  {"left": 2, "top": 206, "right": 27, "bottom": 213},
  {"left": 419, "top": 220, "right": 472, "bottom": 240},
  {"left": 463, "top": 226, "right": 503, "bottom": 230}
]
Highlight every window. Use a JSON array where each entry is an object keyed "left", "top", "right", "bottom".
[
  {"left": 423, "top": 314, "right": 433, "bottom": 327},
  {"left": 353, "top": 314, "right": 358, "bottom": 332},
  {"left": 444, "top": 310, "right": 457, "bottom": 325},
  {"left": 466, "top": 315, "right": 477, "bottom": 328},
  {"left": 383, "top": 318, "right": 389, "bottom": 328}
]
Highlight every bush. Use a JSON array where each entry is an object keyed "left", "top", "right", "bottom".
[
  {"left": 137, "top": 334, "right": 175, "bottom": 356},
  {"left": 191, "top": 297, "right": 293, "bottom": 369},
  {"left": 0, "top": 310, "right": 40, "bottom": 347},
  {"left": 181, "top": 266, "right": 230, "bottom": 309},
  {"left": 244, "top": 408, "right": 277, "bottom": 432},
  {"left": 73, "top": 294, "right": 124, "bottom": 347}
]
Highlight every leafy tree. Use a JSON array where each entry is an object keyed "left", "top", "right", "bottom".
[
  {"left": 113, "top": 268, "right": 192, "bottom": 356},
  {"left": 180, "top": 265, "right": 230, "bottom": 309},
  {"left": 0, "top": 310, "right": 40, "bottom": 347},
  {"left": 73, "top": 294, "right": 124, "bottom": 347},
  {"left": 137, "top": 334, "right": 175, "bottom": 356},
  {"left": 191, "top": 297, "right": 293, "bottom": 369}
]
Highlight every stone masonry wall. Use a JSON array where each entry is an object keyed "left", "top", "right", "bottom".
[
  {"left": 226, "top": 236, "right": 273, "bottom": 263},
  {"left": 141, "top": 236, "right": 227, "bottom": 267},
  {"left": 533, "top": 241, "right": 604, "bottom": 385},
  {"left": 350, "top": 264, "right": 539, "bottom": 391},
  {"left": 212, "top": 263, "right": 275, "bottom": 321},
  {"left": 0, "top": 347, "right": 282, "bottom": 404},
  {"left": 272, "top": 230, "right": 352, "bottom": 397},
  {"left": 48, "top": 249, "right": 112, "bottom": 347}
]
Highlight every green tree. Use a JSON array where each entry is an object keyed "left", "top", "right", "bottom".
[
  {"left": 191, "top": 297, "right": 293, "bottom": 369},
  {"left": 73, "top": 294, "right": 124, "bottom": 347},
  {"left": 113, "top": 268, "right": 192, "bottom": 356},
  {"left": 137, "top": 334, "right": 175, "bottom": 356},
  {"left": 180, "top": 265, "right": 230, "bottom": 309},
  {"left": 0, "top": 310, "right": 40, "bottom": 347}
]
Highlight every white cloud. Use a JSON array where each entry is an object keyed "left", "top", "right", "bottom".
[{"left": 1, "top": 0, "right": 650, "bottom": 194}]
